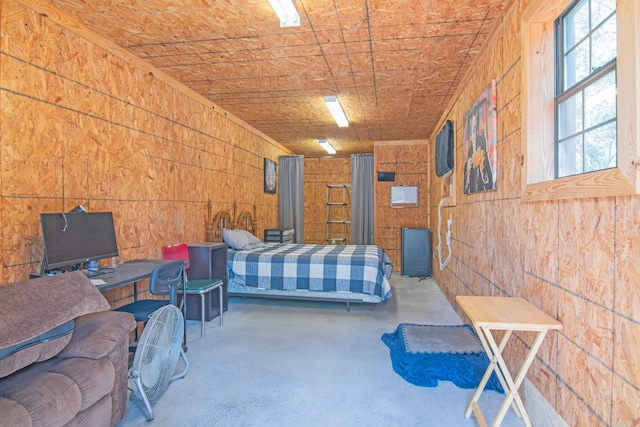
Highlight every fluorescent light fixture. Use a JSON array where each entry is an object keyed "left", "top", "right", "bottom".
[
  {"left": 268, "top": 0, "right": 300, "bottom": 28},
  {"left": 319, "top": 139, "right": 336, "bottom": 154},
  {"left": 324, "top": 95, "right": 349, "bottom": 127}
]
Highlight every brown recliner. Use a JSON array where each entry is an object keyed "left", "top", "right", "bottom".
[{"left": 0, "top": 272, "right": 136, "bottom": 427}]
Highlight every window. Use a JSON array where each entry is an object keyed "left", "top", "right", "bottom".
[
  {"left": 522, "top": 0, "right": 639, "bottom": 201},
  {"left": 555, "top": 0, "right": 617, "bottom": 178}
]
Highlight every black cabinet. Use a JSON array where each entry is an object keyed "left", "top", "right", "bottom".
[
  {"left": 401, "top": 228, "right": 432, "bottom": 278},
  {"left": 186, "top": 242, "right": 228, "bottom": 321}
]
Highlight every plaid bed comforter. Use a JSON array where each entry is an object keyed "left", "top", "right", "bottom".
[{"left": 228, "top": 244, "right": 393, "bottom": 301}]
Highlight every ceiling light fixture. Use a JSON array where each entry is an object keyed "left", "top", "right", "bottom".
[
  {"left": 324, "top": 96, "right": 349, "bottom": 127},
  {"left": 319, "top": 139, "right": 337, "bottom": 154},
  {"left": 268, "top": 0, "right": 300, "bottom": 28}
]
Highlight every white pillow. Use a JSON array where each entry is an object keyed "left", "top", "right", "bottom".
[
  {"left": 244, "top": 241, "right": 267, "bottom": 250},
  {"left": 242, "top": 230, "right": 264, "bottom": 247},
  {"left": 222, "top": 229, "right": 249, "bottom": 250},
  {"left": 222, "top": 229, "right": 265, "bottom": 250}
]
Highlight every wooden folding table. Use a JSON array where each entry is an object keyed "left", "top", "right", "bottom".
[{"left": 456, "top": 296, "right": 562, "bottom": 427}]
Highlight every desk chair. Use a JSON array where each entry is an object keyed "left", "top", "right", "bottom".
[
  {"left": 115, "top": 260, "right": 185, "bottom": 343},
  {"left": 162, "top": 243, "right": 223, "bottom": 339}
]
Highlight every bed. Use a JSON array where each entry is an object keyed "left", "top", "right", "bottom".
[{"left": 207, "top": 203, "right": 393, "bottom": 310}]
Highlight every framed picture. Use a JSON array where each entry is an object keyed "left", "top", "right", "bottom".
[
  {"left": 264, "top": 158, "right": 276, "bottom": 193},
  {"left": 463, "top": 80, "right": 498, "bottom": 194}
]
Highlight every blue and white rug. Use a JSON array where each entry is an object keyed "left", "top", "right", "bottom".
[{"left": 381, "top": 324, "right": 503, "bottom": 392}]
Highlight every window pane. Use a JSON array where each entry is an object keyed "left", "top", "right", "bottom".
[
  {"left": 564, "top": 0, "right": 589, "bottom": 52},
  {"left": 558, "top": 92, "right": 583, "bottom": 139},
  {"left": 584, "top": 70, "right": 616, "bottom": 129},
  {"left": 584, "top": 122, "right": 617, "bottom": 172},
  {"left": 555, "top": 0, "right": 617, "bottom": 179},
  {"left": 592, "top": 15, "right": 617, "bottom": 70},
  {"left": 564, "top": 40, "right": 590, "bottom": 88},
  {"left": 591, "top": 0, "right": 616, "bottom": 28},
  {"left": 558, "top": 135, "right": 583, "bottom": 177}
]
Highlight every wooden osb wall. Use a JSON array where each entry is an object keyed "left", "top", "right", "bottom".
[
  {"left": 0, "top": 0, "right": 291, "bottom": 306},
  {"left": 374, "top": 140, "right": 430, "bottom": 268},
  {"left": 303, "top": 157, "right": 351, "bottom": 245},
  {"left": 429, "top": 0, "right": 640, "bottom": 425}
]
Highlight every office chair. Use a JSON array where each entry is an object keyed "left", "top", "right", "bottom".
[
  {"left": 115, "top": 259, "right": 185, "bottom": 344},
  {"left": 162, "top": 243, "right": 223, "bottom": 338}
]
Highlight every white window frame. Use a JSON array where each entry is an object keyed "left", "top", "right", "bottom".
[{"left": 522, "top": 0, "right": 639, "bottom": 201}]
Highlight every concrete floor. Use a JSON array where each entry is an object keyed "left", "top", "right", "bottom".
[{"left": 116, "top": 274, "right": 522, "bottom": 427}]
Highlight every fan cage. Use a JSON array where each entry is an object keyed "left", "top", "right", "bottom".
[{"left": 132, "top": 305, "right": 185, "bottom": 401}]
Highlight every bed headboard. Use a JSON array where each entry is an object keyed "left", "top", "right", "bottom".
[
  {"left": 205, "top": 201, "right": 214, "bottom": 242},
  {"left": 210, "top": 205, "right": 234, "bottom": 243},
  {"left": 207, "top": 202, "right": 258, "bottom": 242},
  {"left": 236, "top": 204, "right": 258, "bottom": 236}
]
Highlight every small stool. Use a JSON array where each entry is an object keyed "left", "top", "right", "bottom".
[
  {"left": 162, "top": 243, "right": 225, "bottom": 339},
  {"left": 183, "top": 278, "right": 223, "bottom": 338}
]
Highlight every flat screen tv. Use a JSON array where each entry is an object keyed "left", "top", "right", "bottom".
[
  {"left": 40, "top": 212, "right": 119, "bottom": 270},
  {"left": 435, "top": 120, "right": 454, "bottom": 177}
]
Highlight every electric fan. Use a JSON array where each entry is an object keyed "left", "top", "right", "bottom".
[{"left": 129, "top": 304, "right": 189, "bottom": 421}]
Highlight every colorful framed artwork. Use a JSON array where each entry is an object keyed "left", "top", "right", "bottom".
[
  {"left": 463, "top": 80, "right": 498, "bottom": 194},
  {"left": 264, "top": 158, "right": 276, "bottom": 193}
]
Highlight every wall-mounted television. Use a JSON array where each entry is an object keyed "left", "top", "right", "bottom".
[
  {"left": 391, "top": 185, "right": 418, "bottom": 208},
  {"left": 40, "top": 212, "right": 119, "bottom": 270},
  {"left": 435, "top": 120, "right": 454, "bottom": 177}
]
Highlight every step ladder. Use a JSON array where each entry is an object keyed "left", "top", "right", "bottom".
[{"left": 326, "top": 184, "right": 351, "bottom": 244}]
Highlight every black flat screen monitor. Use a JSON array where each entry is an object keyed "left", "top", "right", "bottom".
[
  {"left": 435, "top": 120, "right": 454, "bottom": 177},
  {"left": 40, "top": 212, "right": 119, "bottom": 269}
]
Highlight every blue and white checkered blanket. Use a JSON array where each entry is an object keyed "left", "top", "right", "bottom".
[{"left": 228, "top": 244, "right": 393, "bottom": 301}]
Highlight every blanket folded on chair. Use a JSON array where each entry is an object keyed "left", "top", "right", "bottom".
[
  {"left": 0, "top": 271, "right": 111, "bottom": 378},
  {"left": 0, "top": 271, "right": 110, "bottom": 348}
]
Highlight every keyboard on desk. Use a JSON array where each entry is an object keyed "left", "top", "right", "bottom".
[{"left": 85, "top": 269, "right": 105, "bottom": 277}]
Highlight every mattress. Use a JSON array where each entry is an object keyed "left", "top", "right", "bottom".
[{"left": 227, "top": 243, "right": 393, "bottom": 302}]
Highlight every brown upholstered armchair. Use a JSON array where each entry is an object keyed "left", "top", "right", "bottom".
[{"left": 0, "top": 272, "right": 136, "bottom": 426}]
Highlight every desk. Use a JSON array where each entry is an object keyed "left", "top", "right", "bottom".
[
  {"left": 456, "top": 296, "right": 562, "bottom": 427},
  {"left": 93, "top": 259, "right": 173, "bottom": 296}
]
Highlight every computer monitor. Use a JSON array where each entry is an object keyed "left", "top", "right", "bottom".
[{"left": 40, "top": 212, "right": 119, "bottom": 270}]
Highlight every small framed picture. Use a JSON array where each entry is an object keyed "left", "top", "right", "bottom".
[{"left": 264, "top": 158, "right": 276, "bottom": 193}]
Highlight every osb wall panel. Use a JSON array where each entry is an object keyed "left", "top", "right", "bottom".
[
  {"left": 374, "top": 140, "right": 429, "bottom": 268},
  {"left": 0, "top": 0, "right": 289, "bottom": 305},
  {"left": 428, "top": 0, "right": 640, "bottom": 425},
  {"left": 304, "top": 157, "right": 351, "bottom": 245}
]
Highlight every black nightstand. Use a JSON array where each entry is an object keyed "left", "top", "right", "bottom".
[{"left": 264, "top": 228, "right": 294, "bottom": 243}]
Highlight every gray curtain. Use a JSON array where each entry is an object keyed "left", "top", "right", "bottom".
[
  {"left": 351, "top": 154, "right": 374, "bottom": 244},
  {"left": 278, "top": 155, "right": 304, "bottom": 243}
]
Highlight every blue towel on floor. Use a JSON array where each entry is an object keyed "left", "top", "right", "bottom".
[{"left": 381, "top": 324, "right": 503, "bottom": 392}]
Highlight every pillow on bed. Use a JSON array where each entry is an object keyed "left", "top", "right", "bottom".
[
  {"left": 244, "top": 241, "right": 266, "bottom": 250},
  {"left": 222, "top": 229, "right": 266, "bottom": 250},
  {"left": 242, "top": 230, "right": 265, "bottom": 248},
  {"left": 222, "top": 228, "right": 248, "bottom": 250}
]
